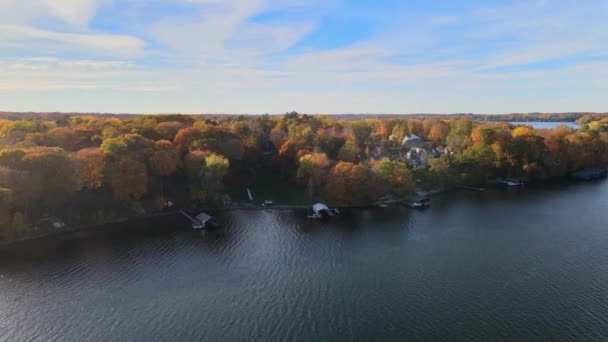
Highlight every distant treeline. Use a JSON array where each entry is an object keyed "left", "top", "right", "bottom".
[
  {"left": 2, "top": 112, "right": 608, "bottom": 123},
  {"left": 330, "top": 113, "right": 608, "bottom": 123}
]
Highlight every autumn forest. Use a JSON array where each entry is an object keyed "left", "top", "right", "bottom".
[{"left": 1, "top": 112, "right": 607, "bottom": 240}]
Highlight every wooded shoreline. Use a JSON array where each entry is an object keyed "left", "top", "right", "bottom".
[{"left": 2, "top": 112, "right": 607, "bottom": 243}]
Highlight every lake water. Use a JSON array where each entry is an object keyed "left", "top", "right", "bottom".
[
  {"left": 2, "top": 181, "right": 608, "bottom": 341},
  {"left": 509, "top": 121, "right": 580, "bottom": 129}
]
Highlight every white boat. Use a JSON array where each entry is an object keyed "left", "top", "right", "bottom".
[
  {"left": 37, "top": 216, "right": 66, "bottom": 229},
  {"left": 404, "top": 196, "right": 431, "bottom": 209},
  {"left": 502, "top": 178, "right": 524, "bottom": 187}
]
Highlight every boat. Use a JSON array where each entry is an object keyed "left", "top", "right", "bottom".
[
  {"left": 37, "top": 216, "right": 66, "bottom": 230},
  {"left": 490, "top": 178, "right": 524, "bottom": 187},
  {"left": 503, "top": 178, "right": 524, "bottom": 187},
  {"left": 376, "top": 195, "right": 398, "bottom": 207},
  {"left": 262, "top": 200, "right": 273, "bottom": 207},
  {"left": 404, "top": 196, "right": 431, "bottom": 209},
  {"left": 310, "top": 203, "right": 339, "bottom": 220}
]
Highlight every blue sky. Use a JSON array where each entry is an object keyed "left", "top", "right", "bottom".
[{"left": 0, "top": 0, "right": 607, "bottom": 114}]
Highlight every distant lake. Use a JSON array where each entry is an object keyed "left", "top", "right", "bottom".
[
  {"left": 1, "top": 181, "right": 608, "bottom": 340},
  {"left": 509, "top": 121, "right": 579, "bottom": 129}
]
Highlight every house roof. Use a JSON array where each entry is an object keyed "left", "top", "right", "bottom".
[
  {"left": 195, "top": 212, "right": 213, "bottom": 223},
  {"left": 402, "top": 134, "right": 421, "bottom": 144},
  {"left": 408, "top": 147, "right": 426, "bottom": 153}
]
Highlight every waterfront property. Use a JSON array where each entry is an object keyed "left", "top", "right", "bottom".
[
  {"left": 401, "top": 134, "right": 424, "bottom": 149},
  {"left": 179, "top": 210, "right": 219, "bottom": 230},
  {"left": 1, "top": 112, "right": 606, "bottom": 243},
  {"left": 310, "top": 203, "right": 339, "bottom": 220}
]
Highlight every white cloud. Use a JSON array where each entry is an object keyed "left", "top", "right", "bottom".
[
  {"left": 0, "top": 57, "right": 176, "bottom": 91},
  {"left": 0, "top": 0, "right": 144, "bottom": 57},
  {"left": 0, "top": 0, "right": 111, "bottom": 27},
  {"left": 467, "top": 0, "right": 608, "bottom": 69},
  {"left": 149, "top": 0, "right": 318, "bottom": 62},
  {"left": 0, "top": 25, "right": 145, "bottom": 56},
  {"left": 1, "top": 0, "right": 607, "bottom": 113}
]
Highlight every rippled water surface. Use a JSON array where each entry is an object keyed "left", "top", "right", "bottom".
[{"left": 2, "top": 181, "right": 608, "bottom": 341}]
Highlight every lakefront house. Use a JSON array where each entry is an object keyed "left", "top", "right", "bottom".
[{"left": 402, "top": 134, "right": 425, "bottom": 149}]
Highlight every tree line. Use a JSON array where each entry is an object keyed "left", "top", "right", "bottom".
[{"left": 1, "top": 112, "right": 607, "bottom": 239}]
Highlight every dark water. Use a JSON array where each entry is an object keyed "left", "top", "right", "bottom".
[{"left": 2, "top": 181, "right": 608, "bottom": 341}]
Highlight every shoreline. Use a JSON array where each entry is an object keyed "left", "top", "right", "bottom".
[
  {"left": 0, "top": 201, "right": 385, "bottom": 247},
  {"left": 1, "top": 178, "right": 604, "bottom": 248},
  {"left": 0, "top": 211, "right": 180, "bottom": 248}
]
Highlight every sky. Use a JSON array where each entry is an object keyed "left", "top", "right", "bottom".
[{"left": 0, "top": 0, "right": 607, "bottom": 114}]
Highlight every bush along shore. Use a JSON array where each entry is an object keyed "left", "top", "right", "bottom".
[{"left": 1, "top": 112, "right": 607, "bottom": 243}]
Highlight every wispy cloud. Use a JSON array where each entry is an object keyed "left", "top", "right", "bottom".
[
  {"left": 0, "top": 0, "right": 110, "bottom": 27},
  {"left": 0, "top": 25, "right": 145, "bottom": 56},
  {"left": 0, "top": 0, "right": 606, "bottom": 113}
]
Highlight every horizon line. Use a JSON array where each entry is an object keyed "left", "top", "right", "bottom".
[{"left": 1, "top": 111, "right": 606, "bottom": 116}]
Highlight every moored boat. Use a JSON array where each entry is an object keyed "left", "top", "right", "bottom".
[{"left": 404, "top": 196, "right": 431, "bottom": 209}]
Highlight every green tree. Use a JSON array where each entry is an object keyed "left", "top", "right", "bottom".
[
  {"left": 184, "top": 151, "right": 229, "bottom": 205},
  {"left": 371, "top": 158, "right": 416, "bottom": 197}
]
